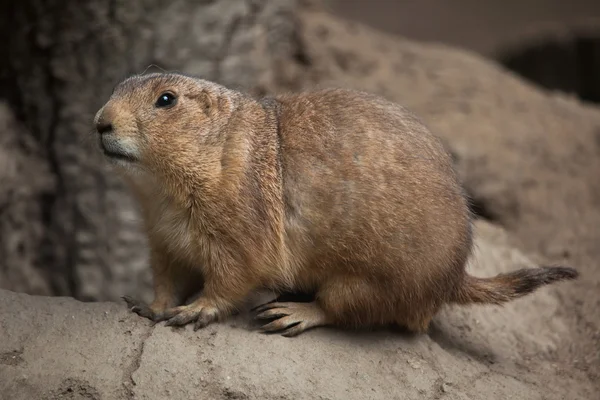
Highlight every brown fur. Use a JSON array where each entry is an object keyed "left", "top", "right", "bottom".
[{"left": 93, "top": 72, "right": 578, "bottom": 336}]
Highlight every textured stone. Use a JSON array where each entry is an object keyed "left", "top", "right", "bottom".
[{"left": 0, "top": 223, "right": 594, "bottom": 400}]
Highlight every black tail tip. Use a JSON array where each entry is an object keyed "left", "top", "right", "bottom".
[{"left": 541, "top": 265, "right": 579, "bottom": 281}]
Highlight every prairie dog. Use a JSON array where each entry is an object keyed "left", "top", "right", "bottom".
[{"left": 93, "top": 72, "right": 578, "bottom": 336}]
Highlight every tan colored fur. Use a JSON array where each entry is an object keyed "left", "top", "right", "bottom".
[{"left": 93, "top": 72, "right": 577, "bottom": 336}]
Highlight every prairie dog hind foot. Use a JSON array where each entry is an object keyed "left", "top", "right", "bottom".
[{"left": 254, "top": 301, "right": 330, "bottom": 337}]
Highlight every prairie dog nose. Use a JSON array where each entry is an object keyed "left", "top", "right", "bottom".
[
  {"left": 94, "top": 104, "right": 115, "bottom": 134},
  {"left": 96, "top": 120, "right": 112, "bottom": 135}
]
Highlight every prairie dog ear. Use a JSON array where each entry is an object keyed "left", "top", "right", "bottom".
[{"left": 192, "top": 90, "right": 215, "bottom": 116}]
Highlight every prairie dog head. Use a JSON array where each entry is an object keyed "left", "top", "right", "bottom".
[{"left": 93, "top": 73, "right": 238, "bottom": 182}]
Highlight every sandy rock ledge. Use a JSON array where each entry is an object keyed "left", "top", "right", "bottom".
[{"left": 0, "top": 222, "right": 593, "bottom": 400}]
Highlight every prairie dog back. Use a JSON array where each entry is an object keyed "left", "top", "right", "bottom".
[{"left": 270, "top": 89, "right": 473, "bottom": 328}]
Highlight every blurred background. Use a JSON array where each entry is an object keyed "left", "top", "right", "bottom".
[{"left": 328, "top": 0, "right": 600, "bottom": 104}]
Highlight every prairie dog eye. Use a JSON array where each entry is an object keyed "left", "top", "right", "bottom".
[{"left": 155, "top": 92, "right": 177, "bottom": 108}]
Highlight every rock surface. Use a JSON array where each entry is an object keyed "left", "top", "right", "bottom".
[
  {"left": 0, "top": 222, "right": 593, "bottom": 400},
  {"left": 326, "top": 0, "right": 600, "bottom": 56}
]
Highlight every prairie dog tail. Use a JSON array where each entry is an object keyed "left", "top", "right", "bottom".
[{"left": 451, "top": 266, "right": 579, "bottom": 305}]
